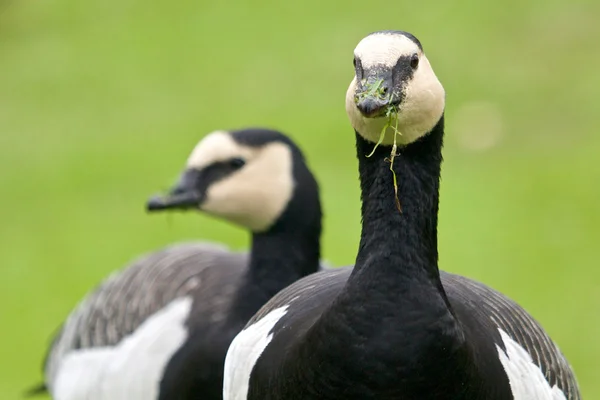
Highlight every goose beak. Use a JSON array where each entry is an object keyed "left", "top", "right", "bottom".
[
  {"left": 146, "top": 170, "right": 205, "bottom": 212},
  {"left": 354, "top": 74, "right": 398, "bottom": 118},
  {"left": 356, "top": 96, "right": 390, "bottom": 118}
]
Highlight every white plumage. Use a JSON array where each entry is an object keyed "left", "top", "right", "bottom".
[
  {"left": 54, "top": 296, "right": 192, "bottom": 400},
  {"left": 497, "top": 329, "right": 567, "bottom": 400},
  {"left": 223, "top": 305, "right": 289, "bottom": 400}
]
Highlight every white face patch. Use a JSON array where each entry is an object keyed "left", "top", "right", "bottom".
[
  {"left": 186, "top": 131, "right": 253, "bottom": 170},
  {"left": 496, "top": 329, "right": 567, "bottom": 400},
  {"left": 52, "top": 297, "right": 192, "bottom": 400},
  {"left": 187, "top": 131, "right": 295, "bottom": 233},
  {"left": 354, "top": 33, "right": 421, "bottom": 69},
  {"left": 346, "top": 33, "right": 446, "bottom": 145},
  {"left": 223, "top": 305, "right": 289, "bottom": 400}
]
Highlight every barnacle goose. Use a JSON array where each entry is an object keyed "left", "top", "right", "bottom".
[
  {"left": 222, "top": 31, "right": 581, "bottom": 400},
  {"left": 31, "top": 128, "right": 329, "bottom": 400}
]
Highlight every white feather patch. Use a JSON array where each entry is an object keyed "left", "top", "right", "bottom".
[
  {"left": 52, "top": 296, "right": 193, "bottom": 400},
  {"left": 496, "top": 329, "right": 567, "bottom": 400},
  {"left": 223, "top": 305, "right": 289, "bottom": 400}
]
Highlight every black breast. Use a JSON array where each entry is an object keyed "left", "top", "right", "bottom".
[{"left": 243, "top": 267, "right": 579, "bottom": 399}]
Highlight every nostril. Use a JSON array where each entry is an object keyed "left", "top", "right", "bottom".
[{"left": 381, "top": 86, "right": 388, "bottom": 95}]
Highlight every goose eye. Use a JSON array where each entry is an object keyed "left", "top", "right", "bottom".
[
  {"left": 229, "top": 157, "right": 246, "bottom": 169},
  {"left": 410, "top": 54, "right": 419, "bottom": 69}
]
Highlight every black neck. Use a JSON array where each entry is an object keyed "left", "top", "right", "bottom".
[
  {"left": 352, "top": 117, "right": 444, "bottom": 289},
  {"left": 290, "top": 116, "right": 469, "bottom": 395},
  {"left": 229, "top": 209, "right": 322, "bottom": 322},
  {"left": 247, "top": 226, "right": 321, "bottom": 297},
  {"left": 333, "top": 115, "right": 454, "bottom": 331}
]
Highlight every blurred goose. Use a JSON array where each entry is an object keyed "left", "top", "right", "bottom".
[
  {"left": 223, "top": 31, "right": 580, "bottom": 400},
  {"left": 32, "top": 127, "right": 327, "bottom": 400}
]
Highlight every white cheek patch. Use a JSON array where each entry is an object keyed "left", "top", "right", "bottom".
[
  {"left": 186, "top": 131, "right": 253, "bottom": 170},
  {"left": 223, "top": 305, "right": 289, "bottom": 400},
  {"left": 201, "top": 143, "right": 294, "bottom": 232},
  {"left": 354, "top": 33, "right": 420, "bottom": 69},
  {"left": 52, "top": 297, "right": 192, "bottom": 400},
  {"left": 496, "top": 329, "right": 567, "bottom": 400},
  {"left": 396, "top": 55, "right": 445, "bottom": 141}
]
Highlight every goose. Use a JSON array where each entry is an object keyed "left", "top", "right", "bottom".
[
  {"left": 222, "top": 31, "right": 581, "bottom": 400},
  {"left": 31, "top": 127, "right": 328, "bottom": 400}
]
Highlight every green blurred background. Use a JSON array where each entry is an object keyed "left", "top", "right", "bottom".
[{"left": 1, "top": 0, "right": 598, "bottom": 397}]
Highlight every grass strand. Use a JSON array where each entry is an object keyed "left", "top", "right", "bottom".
[{"left": 359, "top": 80, "right": 404, "bottom": 213}]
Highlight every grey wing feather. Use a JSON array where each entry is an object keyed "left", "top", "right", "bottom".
[
  {"left": 44, "top": 241, "right": 248, "bottom": 388},
  {"left": 442, "top": 272, "right": 581, "bottom": 400}
]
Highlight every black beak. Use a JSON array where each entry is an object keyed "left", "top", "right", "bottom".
[
  {"left": 356, "top": 96, "right": 390, "bottom": 118},
  {"left": 355, "top": 75, "right": 397, "bottom": 118},
  {"left": 146, "top": 170, "right": 204, "bottom": 212}
]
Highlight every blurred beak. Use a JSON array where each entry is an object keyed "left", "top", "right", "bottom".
[
  {"left": 356, "top": 95, "right": 390, "bottom": 118},
  {"left": 146, "top": 169, "right": 204, "bottom": 212},
  {"left": 354, "top": 74, "right": 395, "bottom": 118}
]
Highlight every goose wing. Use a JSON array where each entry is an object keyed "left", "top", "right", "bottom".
[
  {"left": 442, "top": 272, "right": 580, "bottom": 400},
  {"left": 42, "top": 242, "right": 247, "bottom": 392}
]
